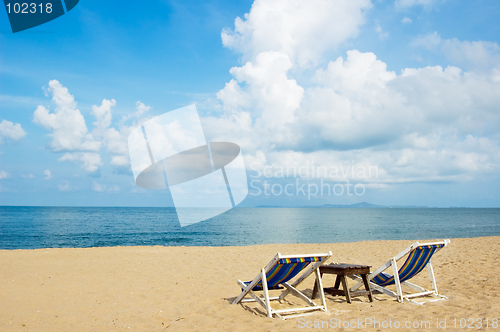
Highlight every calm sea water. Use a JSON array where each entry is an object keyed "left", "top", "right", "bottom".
[{"left": 0, "top": 207, "right": 499, "bottom": 249}]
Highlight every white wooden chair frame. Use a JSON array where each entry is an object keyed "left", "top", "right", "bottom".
[
  {"left": 350, "top": 240, "right": 450, "bottom": 305},
  {"left": 232, "top": 252, "right": 332, "bottom": 319}
]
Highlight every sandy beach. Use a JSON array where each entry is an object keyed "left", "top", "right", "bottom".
[{"left": 1, "top": 237, "right": 499, "bottom": 331}]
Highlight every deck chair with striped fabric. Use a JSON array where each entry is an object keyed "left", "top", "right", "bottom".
[
  {"left": 350, "top": 240, "right": 450, "bottom": 305},
  {"left": 232, "top": 252, "right": 332, "bottom": 319}
]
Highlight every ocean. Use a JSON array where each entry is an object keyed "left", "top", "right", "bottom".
[{"left": 0, "top": 206, "right": 499, "bottom": 249}]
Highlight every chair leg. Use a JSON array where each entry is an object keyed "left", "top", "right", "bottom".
[
  {"left": 261, "top": 268, "right": 272, "bottom": 318},
  {"left": 314, "top": 269, "right": 327, "bottom": 312},
  {"left": 391, "top": 258, "right": 403, "bottom": 302},
  {"left": 427, "top": 260, "right": 438, "bottom": 295}
]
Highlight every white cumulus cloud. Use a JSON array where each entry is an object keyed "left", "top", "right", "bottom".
[
  {"left": 0, "top": 120, "right": 26, "bottom": 143},
  {"left": 34, "top": 81, "right": 151, "bottom": 173},
  {"left": 58, "top": 152, "right": 102, "bottom": 173},
  {"left": 119, "top": 101, "right": 151, "bottom": 124},
  {"left": 33, "top": 80, "right": 100, "bottom": 152},
  {"left": 92, "top": 99, "right": 116, "bottom": 134},
  {"left": 222, "top": 0, "right": 372, "bottom": 67}
]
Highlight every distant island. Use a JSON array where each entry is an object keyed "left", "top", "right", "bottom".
[{"left": 254, "top": 202, "right": 434, "bottom": 208}]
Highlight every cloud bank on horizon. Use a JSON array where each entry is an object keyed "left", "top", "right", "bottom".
[
  {"left": 207, "top": 0, "right": 500, "bottom": 187},
  {"left": 1, "top": 0, "right": 499, "bottom": 206}
]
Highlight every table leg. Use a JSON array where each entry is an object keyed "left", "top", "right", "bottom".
[
  {"left": 341, "top": 276, "right": 351, "bottom": 303},
  {"left": 312, "top": 272, "right": 323, "bottom": 299},
  {"left": 361, "top": 274, "right": 373, "bottom": 302},
  {"left": 333, "top": 275, "right": 341, "bottom": 290}
]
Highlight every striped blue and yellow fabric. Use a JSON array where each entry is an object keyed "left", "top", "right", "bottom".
[
  {"left": 244, "top": 257, "right": 321, "bottom": 291},
  {"left": 372, "top": 244, "right": 445, "bottom": 286}
]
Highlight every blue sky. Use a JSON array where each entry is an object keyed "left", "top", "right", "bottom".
[{"left": 1, "top": 0, "right": 499, "bottom": 207}]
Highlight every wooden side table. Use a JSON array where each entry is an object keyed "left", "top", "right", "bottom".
[{"left": 312, "top": 263, "right": 373, "bottom": 303}]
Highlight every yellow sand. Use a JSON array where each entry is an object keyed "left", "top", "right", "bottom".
[{"left": 1, "top": 237, "right": 499, "bottom": 331}]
